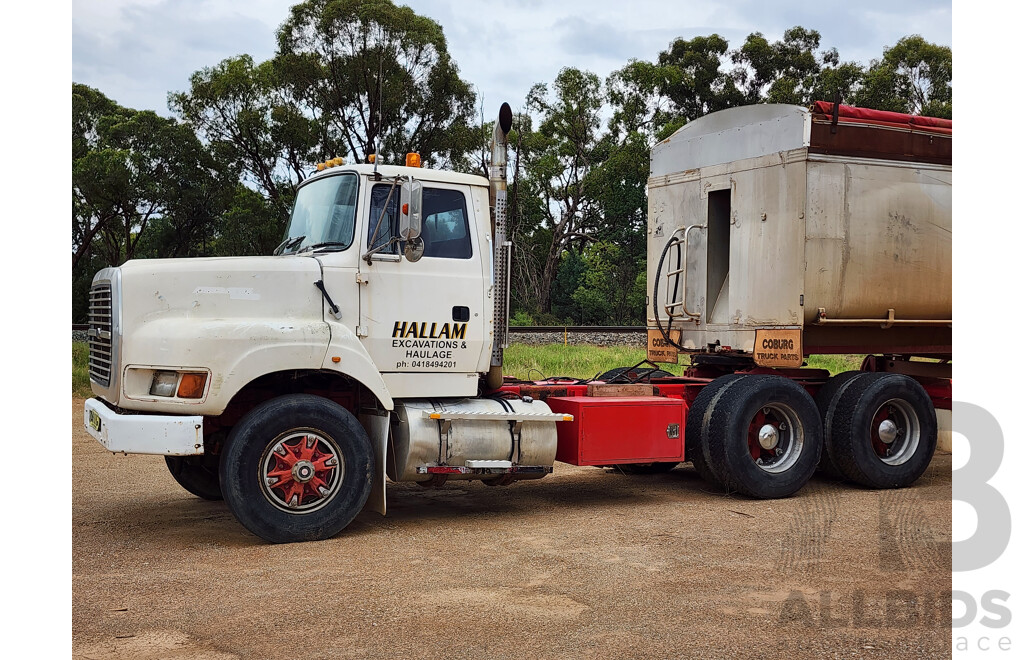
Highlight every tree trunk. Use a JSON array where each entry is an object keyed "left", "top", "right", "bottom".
[{"left": 537, "top": 240, "right": 561, "bottom": 314}]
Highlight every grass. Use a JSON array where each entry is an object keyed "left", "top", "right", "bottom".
[
  {"left": 503, "top": 343, "right": 689, "bottom": 380},
  {"left": 73, "top": 341, "right": 92, "bottom": 397},
  {"left": 70, "top": 339, "right": 865, "bottom": 397},
  {"left": 806, "top": 353, "right": 864, "bottom": 375},
  {"left": 503, "top": 343, "right": 863, "bottom": 380}
]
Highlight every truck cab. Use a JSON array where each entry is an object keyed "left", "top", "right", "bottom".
[
  {"left": 286, "top": 162, "right": 496, "bottom": 399},
  {"left": 84, "top": 106, "right": 567, "bottom": 543}
]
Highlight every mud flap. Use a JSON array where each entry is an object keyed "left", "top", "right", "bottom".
[{"left": 358, "top": 411, "right": 390, "bottom": 515}]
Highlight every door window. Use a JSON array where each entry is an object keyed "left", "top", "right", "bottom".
[{"left": 367, "top": 184, "right": 472, "bottom": 259}]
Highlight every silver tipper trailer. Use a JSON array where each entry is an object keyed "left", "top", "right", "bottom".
[{"left": 646, "top": 102, "right": 951, "bottom": 367}]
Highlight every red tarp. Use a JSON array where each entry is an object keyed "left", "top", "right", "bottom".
[{"left": 811, "top": 101, "right": 952, "bottom": 135}]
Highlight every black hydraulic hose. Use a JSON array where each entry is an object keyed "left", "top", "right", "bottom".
[{"left": 652, "top": 232, "right": 685, "bottom": 351}]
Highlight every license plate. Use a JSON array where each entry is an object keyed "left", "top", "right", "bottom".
[{"left": 88, "top": 409, "right": 102, "bottom": 433}]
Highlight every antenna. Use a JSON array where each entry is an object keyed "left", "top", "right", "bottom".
[
  {"left": 479, "top": 89, "right": 486, "bottom": 177},
  {"left": 372, "top": 53, "right": 383, "bottom": 180}
]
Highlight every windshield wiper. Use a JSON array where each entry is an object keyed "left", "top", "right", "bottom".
[
  {"left": 274, "top": 235, "right": 305, "bottom": 255},
  {"left": 298, "top": 241, "right": 350, "bottom": 254}
]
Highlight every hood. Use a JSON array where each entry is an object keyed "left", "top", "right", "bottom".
[{"left": 117, "top": 255, "right": 325, "bottom": 323}]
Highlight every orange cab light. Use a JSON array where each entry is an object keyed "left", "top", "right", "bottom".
[
  {"left": 332, "top": 157, "right": 344, "bottom": 166},
  {"left": 316, "top": 162, "right": 326, "bottom": 171},
  {"left": 177, "top": 372, "right": 208, "bottom": 399},
  {"left": 405, "top": 152, "right": 421, "bottom": 168},
  {"left": 368, "top": 154, "right": 376, "bottom": 164}
]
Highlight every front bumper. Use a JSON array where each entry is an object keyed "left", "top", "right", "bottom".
[{"left": 84, "top": 398, "right": 205, "bottom": 456}]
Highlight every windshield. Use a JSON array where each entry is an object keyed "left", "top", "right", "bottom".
[{"left": 277, "top": 173, "right": 358, "bottom": 254}]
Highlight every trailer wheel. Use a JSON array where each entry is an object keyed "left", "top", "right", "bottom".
[
  {"left": 828, "top": 374, "right": 936, "bottom": 488},
  {"left": 705, "top": 375, "right": 822, "bottom": 498},
  {"left": 613, "top": 462, "right": 679, "bottom": 474},
  {"left": 219, "top": 394, "right": 374, "bottom": 543},
  {"left": 813, "top": 371, "right": 865, "bottom": 479},
  {"left": 165, "top": 455, "right": 222, "bottom": 500},
  {"left": 684, "top": 374, "right": 745, "bottom": 487}
]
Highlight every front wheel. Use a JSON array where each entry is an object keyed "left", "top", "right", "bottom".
[
  {"left": 219, "top": 394, "right": 374, "bottom": 543},
  {"left": 165, "top": 455, "right": 222, "bottom": 500}
]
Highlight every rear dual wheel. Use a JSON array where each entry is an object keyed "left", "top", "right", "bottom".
[
  {"left": 825, "top": 373, "right": 936, "bottom": 488},
  {"left": 700, "top": 375, "right": 822, "bottom": 498},
  {"left": 813, "top": 371, "right": 863, "bottom": 478},
  {"left": 684, "top": 374, "right": 744, "bottom": 487}
]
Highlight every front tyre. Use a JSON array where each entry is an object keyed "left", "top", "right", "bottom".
[
  {"left": 165, "top": 455, "right": 222, "bottom": 500},
  {"left": 220, "top": 394, "right": 374, "bottom": 543}
]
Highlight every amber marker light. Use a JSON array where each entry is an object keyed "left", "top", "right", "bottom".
[
  {"left": 368, "top": 154, "right": 376, "bottom": 164},
  {"left": 316, "top": 162, "right": 326, "bottom": 171},
  {"left": 405, "top": 152, "right": 421, "bottom": 167},
  {"left": 177, "top": 373, "right": 208, "bottom": 399},
  {"left": 332, "top": 356, "right": 341, "bottom": 363}
]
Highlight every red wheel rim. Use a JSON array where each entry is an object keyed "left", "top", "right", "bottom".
[
  {"left": 260, "top": 431, "right": 342, "bottom": 513},
  {"left": 867, "top": 398, "right": 920, "bottom": 465},
  {"left": 745, "top": 403, "right": 803, "bottom": 473}
]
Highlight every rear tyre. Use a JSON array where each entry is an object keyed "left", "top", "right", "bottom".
[
  {"left": 705, "top": 375, "right": 822, "bottom": 498},
  {"left": 814, "top": 371, "right": 865, "bottom": 479},
  {"left": 219, "top": 394, "right": 374, "bottom": 543},
  {"left": 165, "top": 455, "right": 222, "bottom": 500},
  {"left": 614, "top": 462, "right": 679, "bottom": 474},
  {"left": 684, "top": 374, "right": 744, "bottom": 488},
  {"left": 828, "top": 374, "right": 937, "bottom": 488}
]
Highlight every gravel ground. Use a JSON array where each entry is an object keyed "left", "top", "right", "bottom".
[
  {"left": 72, "top": 396, "right": 952, "bottom": 659},
  {"left": 509, "top": 331, "right": 646, "bottom": 347}
]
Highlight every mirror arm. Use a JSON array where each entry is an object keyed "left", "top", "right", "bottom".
[{"left": 362, "top": 236, "right": 403, "bottom": 265}]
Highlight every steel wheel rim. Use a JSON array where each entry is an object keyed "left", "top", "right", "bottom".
[
  {"left": 259, "top": 429, "right": 344, "bottom": 513},
  {"left": 870, "top": 398, "right": 920, "bottom": 466},
  {"left": 747, "top": 402, "right": 804, "bottom": 473}
]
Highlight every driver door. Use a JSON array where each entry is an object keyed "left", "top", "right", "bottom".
[{"left": 357, "top": 180, "right": 487, "bottom": 398}]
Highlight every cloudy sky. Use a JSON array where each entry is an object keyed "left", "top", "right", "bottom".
[{"left": 72, "top": 0, "right": 952, "bottom": 122}]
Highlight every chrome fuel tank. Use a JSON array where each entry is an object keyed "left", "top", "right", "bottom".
[{"left": 388, "top": 399, "right": 559, "bottom": 482}]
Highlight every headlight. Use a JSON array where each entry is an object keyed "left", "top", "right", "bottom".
[{"left": 150, "top": 371, "right": 178, "bottom": 397}]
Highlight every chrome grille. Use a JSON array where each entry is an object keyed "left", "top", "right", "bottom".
[{"left": 88, "top": 283, "right": 113, "bottom": 387}]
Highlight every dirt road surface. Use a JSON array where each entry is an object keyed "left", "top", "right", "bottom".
[{"left": 73, "top": 397, "right": 952, "bottom": 659}]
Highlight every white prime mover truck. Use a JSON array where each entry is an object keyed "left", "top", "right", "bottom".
[{"left": 84, "top": 102, "right": 951, "bottom": 543}]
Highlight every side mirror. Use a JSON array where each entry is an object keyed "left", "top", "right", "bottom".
[
  {"left": 399, "top": 179, "right": 423, "bottom": 242},
  {"left": 403, "top": 236, "right": 424, "bottom": 262}
]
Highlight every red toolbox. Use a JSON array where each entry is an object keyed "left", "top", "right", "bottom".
[{"left": 546, "top": 396, "right": 686, "bottom": 466}]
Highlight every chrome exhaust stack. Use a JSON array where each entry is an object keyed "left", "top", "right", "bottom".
[{"left": 486, "top": 103, "right": 514, "bottom": 390}]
